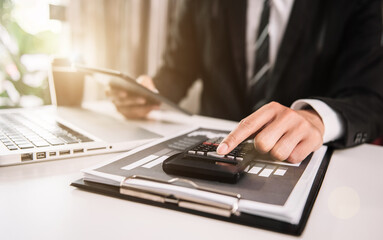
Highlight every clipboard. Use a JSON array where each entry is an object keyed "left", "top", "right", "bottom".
[{"left": 71, "top": 147, "right": 332, "bottom": 236}]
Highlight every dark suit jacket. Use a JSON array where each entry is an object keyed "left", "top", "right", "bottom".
[{"left": 153, "top": 0, "right": 383, "bottom": 148}]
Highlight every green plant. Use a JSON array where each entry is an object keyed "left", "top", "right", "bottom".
[{"left": 0, "top": 0, "right": 59, "bottom": 107}]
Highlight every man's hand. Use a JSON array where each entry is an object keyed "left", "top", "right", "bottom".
[
  {"left": 216, "top": 102, "right": 325, "bottom": 163},
  {"left": 106, "top": 75, "right": 160, "bottom": 119}
]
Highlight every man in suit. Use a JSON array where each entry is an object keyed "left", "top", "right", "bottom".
[{"left": 110, "top": 0, "right": 383, "bottom": 163}]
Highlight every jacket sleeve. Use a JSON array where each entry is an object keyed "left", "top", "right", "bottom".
[
  {"left": 316, "top": 0, "right": 383, "bottom": 148},
  {"left": 152, "top": 0, "right": 200, "bottom": 103}
]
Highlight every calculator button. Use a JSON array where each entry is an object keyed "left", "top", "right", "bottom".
[
  {"left": 188, "top": 150, "right": 196, "bottom": 154},
  {"left": 227, "top": 155, "right": 235, "bottom": 159},
  {"left": 197, "top": 151, "right": 205, "bottom": 156},
  {"left": 236, "top": 157, "right": 244, "bottom": 161},
  {"left": 207, "top": 152, "right": 226, "bottom": 159}
]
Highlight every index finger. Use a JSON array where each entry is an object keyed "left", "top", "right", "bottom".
[{"left": 216, "top": 104, "right": 276, "bottom": 155}]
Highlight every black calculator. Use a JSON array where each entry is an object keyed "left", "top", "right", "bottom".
[{"left": 162, "top": 137, "right": 256, "bottom": 183}]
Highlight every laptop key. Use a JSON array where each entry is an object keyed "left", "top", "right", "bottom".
[
  {"left": 5, "top": 142, "right": 16, "bottom": 147},
  {"left": 2, "top": 141, "right": 13, "bottom": 145},
  {"left": 14, "top": 140, "right": 30, "bottom": 145},
  {"left": 46, "top": 139, "right": 65, "bottom": 145},
  {"left": 18, "top": 144, "right": 34, "bottom": 149},
  {"left": 32, "top": 141, "right": 50, "bottom": 147},
  {"left": 7, "top": 146, "right": 18, "bottom": 150},
  {"left": 60, "top": 136, "right": 79, "bottom": 144},
  {"left": 77, "top": 136, "right": 93, "bottom": 142}
]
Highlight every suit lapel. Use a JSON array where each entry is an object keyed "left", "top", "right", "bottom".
[{"left": 225, "top": 0, "right": 247, "bottom": 86}]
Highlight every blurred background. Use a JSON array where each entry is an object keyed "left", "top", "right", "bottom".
[
  {"left": 2, "top": 0, "right": 382, "bottom": 113},
  {"left": 0, "top": 0, "right": 201, "bottom": 113}
]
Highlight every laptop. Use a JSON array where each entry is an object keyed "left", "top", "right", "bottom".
[{"left": 0, "top": 64, "right": 161, "bottom": 166}]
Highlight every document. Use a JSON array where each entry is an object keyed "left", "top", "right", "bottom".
[{"left": 81, "top": 128, "right": 328, "bottom": 224}]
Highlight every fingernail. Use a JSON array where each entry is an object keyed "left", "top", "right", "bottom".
[{"left": 216, "top": 142, "right": 228, "bottom": 154}]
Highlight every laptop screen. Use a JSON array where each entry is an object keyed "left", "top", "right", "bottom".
[{"left": 0, "top": 29, "right": 52, "bottom": 109}]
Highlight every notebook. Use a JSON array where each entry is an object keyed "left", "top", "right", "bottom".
[{"left": 0, "top": 63, "right": 161, "bottom": 166}]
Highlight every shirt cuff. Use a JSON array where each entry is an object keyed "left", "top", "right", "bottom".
[{"left": 291, "top": 99, "right": 345, "bottom": 143}]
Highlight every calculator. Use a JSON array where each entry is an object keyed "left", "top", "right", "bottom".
[{"left": 162, "top": 137, "right": 256, "bottom": 183}]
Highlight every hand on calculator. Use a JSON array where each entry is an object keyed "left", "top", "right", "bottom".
[{"left": 216, "top": 102, "right": 324, "bottom": 164}]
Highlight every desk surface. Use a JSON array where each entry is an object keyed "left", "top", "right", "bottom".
[{"left": 1, "top": 110, "right": 382, "bottom": 240}]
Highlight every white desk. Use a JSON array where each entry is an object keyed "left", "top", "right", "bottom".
[{"left": 1, "top": 112, "right": 383, "bottom": 240}]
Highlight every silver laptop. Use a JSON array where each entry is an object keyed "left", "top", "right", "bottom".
[{"left": 0, "top": 71, "right": 161, "bottom": 166}]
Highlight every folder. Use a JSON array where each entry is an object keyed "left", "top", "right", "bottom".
[{"left": 71, "top": 128, "right": 332, "bottom": 236}]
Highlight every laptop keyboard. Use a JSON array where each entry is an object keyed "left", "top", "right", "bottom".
[{"left": 0, "top": 113, "right": 94, "bottom": 151}]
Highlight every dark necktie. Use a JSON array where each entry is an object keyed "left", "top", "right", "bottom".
[{"left": 248, "top": 0, "right": 271, "bottom": 111}]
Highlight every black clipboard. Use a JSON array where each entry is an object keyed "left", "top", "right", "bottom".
[{"left": 71, "top": 148, "right": 332, "bottom": 236}]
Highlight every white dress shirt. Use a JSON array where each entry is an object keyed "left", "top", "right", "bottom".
[{"left": 246, "top": 0, "right": 344, "bottom": 143}]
